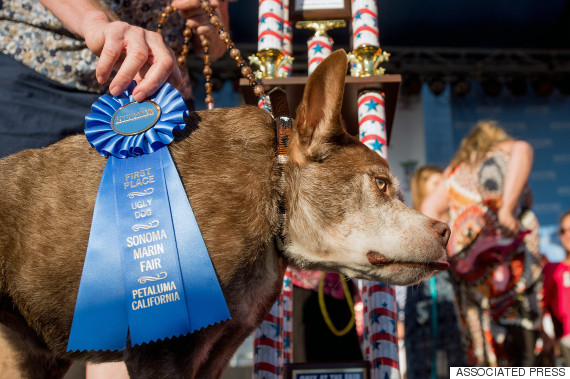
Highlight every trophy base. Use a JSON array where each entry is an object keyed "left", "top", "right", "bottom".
[
  {"left": 248, "top": 49, "right": 294, "bottom": 79},
  {"left": 347, "top": 45, "right": 390, "bottom": 77}
]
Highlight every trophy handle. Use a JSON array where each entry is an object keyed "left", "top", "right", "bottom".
[
  {"left": 248, "top": 55, "right": 265, "bottom": 79},
  {"left": 276, "top": 55, "right": 294, "bottom": 78},
  {"left": 347, "top": 52, "right": 363, "bottom": 77}
]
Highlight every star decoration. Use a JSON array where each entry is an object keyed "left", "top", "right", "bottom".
[
  {"left": 355, "top": 12, "right": 362, "bottom": 20},
  {"left": 373, "top": 340, "right": 381, "bottom": 350},
  {"left": 312, "top": 43, "right": 324, "bottom": 54},
  {"left": 365, "top": 98, "right": 379, "bottom": 111},
  {"left": 371, "top": 138, "right": 384, "bottom": 151},
  {"left": 271, "top": 323, "right": 281, "bottom": 337},
  {"left": 371, "top": 311, "right": 380, "bottom": 324}
]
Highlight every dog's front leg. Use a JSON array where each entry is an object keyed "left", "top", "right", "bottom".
[
  {"left": 0, "top": 323, "right": 72, "bottom": 379},
  {"left": 123, "top": 323, "right": 227, "bottom": 379},
  {"left": 194, "top": 323, "right": 258, "bottom": 378}
]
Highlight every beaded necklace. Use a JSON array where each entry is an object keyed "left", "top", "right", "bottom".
[{"left": 157, "top": 1, "right": 267, "bottom": 109}]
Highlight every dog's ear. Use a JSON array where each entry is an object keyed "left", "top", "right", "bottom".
[{"left": 294, "top": 49, "right": 348, "bottom": 161}]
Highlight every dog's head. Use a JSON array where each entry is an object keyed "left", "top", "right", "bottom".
[{"left": 283, "top": 50, "right": 450, "bottom": 286}]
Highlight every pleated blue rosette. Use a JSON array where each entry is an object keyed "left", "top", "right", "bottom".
[
  {"left": 68, "top": 82, "right": 231, "bottom": 352},
  {"left": 84, "top": 81, "right": 186, "bottom": 158}
]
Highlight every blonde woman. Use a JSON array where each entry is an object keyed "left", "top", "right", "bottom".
[
  {"left": 410, "top": 166, "right": 446, "bottom": 218},
  {"left": 422, "top": 121, "right": 542, "bottom": 367}
]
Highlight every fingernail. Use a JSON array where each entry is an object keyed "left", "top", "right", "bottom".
[{"left": 133, "top": 90, "right": 143, "bottom": 102}]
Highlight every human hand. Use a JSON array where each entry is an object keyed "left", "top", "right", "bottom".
[
  {"left": 172, "top": 0, "right": 228, "bottom": 60},
  {"left": 83, "top": 19, "right": 182, "bottom": 102},
  {"left": 497, "top": 206, "right": 520, "bottom": 237}
]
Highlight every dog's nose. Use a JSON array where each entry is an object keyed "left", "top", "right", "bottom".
[{"left": 432, "top": 221, "right": 451, "bottom": 247}]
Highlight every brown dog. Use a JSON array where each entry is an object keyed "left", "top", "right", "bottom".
[{"left": 0, "top": 50, "right": 449, "bottom": 378}]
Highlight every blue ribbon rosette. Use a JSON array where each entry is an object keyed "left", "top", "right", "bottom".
[{"left": 68, "top": 82, "right": 230, "bottom": 351}]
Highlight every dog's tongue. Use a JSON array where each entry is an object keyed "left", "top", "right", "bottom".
[
  {"left": 433, "top": 260, "right": 450, "bottom": 270},
  {"left": 367, "top": 251, "right": 389, "bottom": 266}
]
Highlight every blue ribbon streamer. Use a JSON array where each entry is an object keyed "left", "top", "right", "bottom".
[{"left": 68, "top": 83, "right": 230, "bottom": 351}]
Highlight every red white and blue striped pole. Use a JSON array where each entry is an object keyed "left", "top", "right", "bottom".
[
  {"left": 258, "top": 0, "right": 284, "bottom": 51},
  {"left": 358, "top": 90, "right": 400, "bottom": 379},
  {"left": 307, "top": 34, "right": 333, "bottom": 75},
  {"left": 352, "top": 1, "right": 398, "bottom": 377},
  {"left": 280, "top": 0, "right": 293, "bottom": 77}
]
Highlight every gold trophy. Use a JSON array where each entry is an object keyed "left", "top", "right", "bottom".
[
  {"left": 248, "top": 49, "right": 294, "bottom": 79},
  {"left": 295, "top": 19, "right": 346, "bottom": 39},
  {"left": 347, "top": 45, "right": 390, "bottom": 77}
]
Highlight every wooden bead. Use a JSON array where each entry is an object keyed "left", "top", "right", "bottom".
[
  {"left": 183, "top": 28, "right": 192, "bottom": 37},
  {"left": 177, "top": 56, "right": 186, "bottom": 66},
  {"left": 205, "top": 95, "right": 214, "bottom": 104},
  {"left": 229, "top": 48, "right": 240, "bottom": 60},
  {"left": 203, "top": 66, "right": 213, "bottom": 76},
  {"left": 253, "top": 85, "right": 264, "bottom": 96},
  {"left": 165, "top": 6, "right": 172, "bottom": 13},
  {"left": 201, "top": 38, "right": 209, "bottom": 47},
  {"left": 220, "top": 32, "right": 230, "bottom": 42},
  {"left": 241, "top": 66, "right": 252, "bottom": 77},
  {"left": 205, "top": 83, "right": 212, "bottom": 90},
  {"left": 210, "top": 15, "right": 219, "bottom": 26}
]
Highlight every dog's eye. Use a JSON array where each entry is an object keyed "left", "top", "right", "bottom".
[{"left": 375, "top": 177, "right": 388, "bottom": 192}]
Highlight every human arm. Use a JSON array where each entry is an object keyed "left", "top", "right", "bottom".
[
  {"left": 421, "top": 168, "right": 451, "bottom": 222},
  {"left": 39, "top": 0, "right": 182, "bottom": 102},
  {"left": 497, "top": 140, "right": 534, "bottom": 235}
]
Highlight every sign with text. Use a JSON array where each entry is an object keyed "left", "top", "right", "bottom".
[
  {"left": 291, "top": 0, "right": 351, "bottom": 21},
  {"left": 285, "top": 362, "right": 369, "bottom": 379}
]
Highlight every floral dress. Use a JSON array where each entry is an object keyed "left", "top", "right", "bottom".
[
  {"left": 446, "top": 147, "right": 543, "bottom": 366},
  {"left": 0, "top": 0, "right": 186, "bottom": 92}
]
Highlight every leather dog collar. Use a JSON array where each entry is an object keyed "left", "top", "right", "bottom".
[{"left": 268, "top": 88, "right": 292, "bottom": 255}]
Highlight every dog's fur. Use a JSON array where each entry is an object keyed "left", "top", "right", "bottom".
[{"left": 0, "top": 50, "right": 449, "bottom": 378}]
